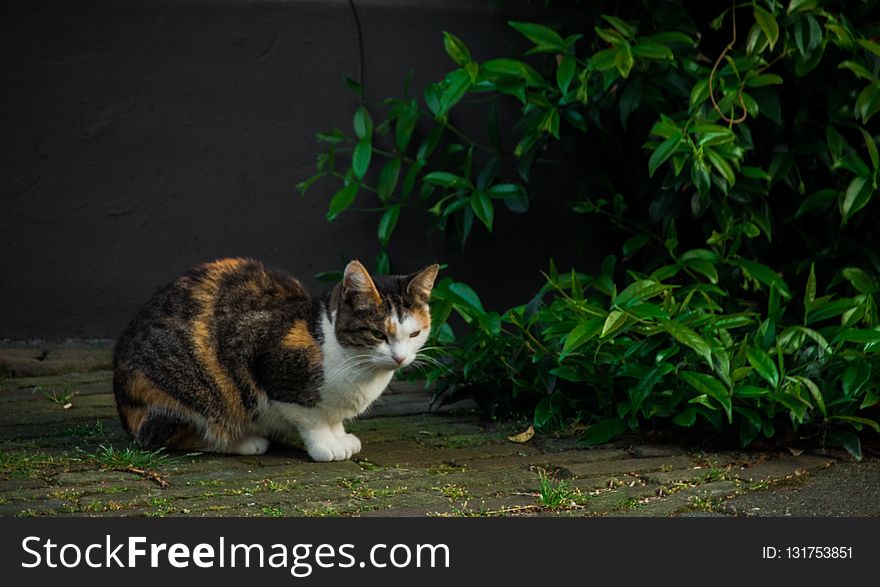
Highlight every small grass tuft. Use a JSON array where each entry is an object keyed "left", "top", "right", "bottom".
[
  {"left": 40, "top": 386, "right": 78, "bottom": 409},
  {"left": 86, "top": 444, "right": 174, "bottom": 470},
  {"left": 433, "top": 483, "right": 469, "bottom": 501},
  {"left": 536, "top": 470, "right": 588, "bottom": 510}
]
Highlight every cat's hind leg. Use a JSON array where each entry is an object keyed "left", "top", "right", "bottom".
[
  {"left": 134, "top": 407, "right": 207, "bottom": 451},
  {"left": 136, "top": 409, "right": 270, "bottom": 455}
]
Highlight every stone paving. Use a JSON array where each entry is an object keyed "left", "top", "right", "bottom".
[{"left": 1, "top": 342, "right": 877, "bottom": 517}]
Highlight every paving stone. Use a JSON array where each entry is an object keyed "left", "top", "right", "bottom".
[
  {"left": 0, "top": 343, "right": 113, "bottom": 377},
  {"left": 720, "top": 461, "right": 880, "bottom": 517},
  {"left": 560, "top": 455, "right": 694, "bottom": 478},
  {"left": 640, "top": 466, "right": 732, "bottom": 485},
  {"left": 610, "top": 480, "right": 741, "bottom": 517},
  {"left": 732, "top": 455, "right": 835, "bottom": 482},
  {"left": 628, "top": 445, "right": 686, "bottom": 458}
]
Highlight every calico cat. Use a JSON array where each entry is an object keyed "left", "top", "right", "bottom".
[{"left": 112, "top": 258, "right": 438, "bottom": 461}]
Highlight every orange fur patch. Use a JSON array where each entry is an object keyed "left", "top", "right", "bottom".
[
  {"left": 190, "top": 259, "right": 251, "bottom": 435},
  {"left": 412, "top": 305, "right": 431, "bottom": 331},
  {"left": 122, "top": 371, "right": 191, "bottom": 434},
  {"left": 282, "top": 319, "right": 322, "bottom": 363}
]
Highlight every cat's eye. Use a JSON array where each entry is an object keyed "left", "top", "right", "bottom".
[
  {"left": 369, "top": 329, "right": 387, "bottom": 341},
  {"left": 409, "top": 330, "right": 421, "bottom": 338}
]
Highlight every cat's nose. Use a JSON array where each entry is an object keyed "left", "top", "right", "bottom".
[{"left": 392, "top": 354, "right": 406, "bottom": 365}]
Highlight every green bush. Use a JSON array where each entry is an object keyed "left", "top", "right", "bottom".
[{"left": 299, "top": 0, "right": 880, "bottom": 458}]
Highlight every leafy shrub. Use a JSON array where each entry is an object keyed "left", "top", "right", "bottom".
[{"left": 299, "top": 1, "right": 880, "bottom": 457}]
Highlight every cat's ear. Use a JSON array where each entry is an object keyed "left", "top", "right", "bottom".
[
  {"left": 342, "top": 260, "right": 382, "bottom": 308},
  {"left": 406, "top": 264, "right": 440, "bottom": 302}
]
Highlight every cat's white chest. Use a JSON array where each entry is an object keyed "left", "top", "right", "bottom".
[{"left": 318, "top": 314, "right": 393, "bottom": 417}]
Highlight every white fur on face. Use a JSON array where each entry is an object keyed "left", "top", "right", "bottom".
[{"left": 378, "top": 309, "right": 428, "bottom": 369}]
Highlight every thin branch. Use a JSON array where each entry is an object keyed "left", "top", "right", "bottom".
[{"left": 708, "top": 2, "right": 748, "bottom": 125}]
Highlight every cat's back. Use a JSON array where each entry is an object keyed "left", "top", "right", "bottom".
[{"left": 115, "top": 258, "right": 309, "bottom": 356}]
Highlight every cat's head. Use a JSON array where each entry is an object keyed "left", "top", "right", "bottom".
[{"left": 331, "top": 260, "right": 439, "bottom": 370}]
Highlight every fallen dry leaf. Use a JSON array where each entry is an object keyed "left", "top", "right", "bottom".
[
  {"left": 786, "top": 446, "right": 804, "bottom": 456},
  {"left": 507, "top": 425, "right": 535, "bottom": 443}
]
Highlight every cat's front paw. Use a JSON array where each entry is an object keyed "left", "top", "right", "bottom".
[
  {"left": 339, "top": 433, "right": 362, "bottom": 455},
  {"left": 228, "top": 436, "right": 270, "bottom": 455},
  {"left": 306, "top": 438, "right": 357, "bottom": 462}
]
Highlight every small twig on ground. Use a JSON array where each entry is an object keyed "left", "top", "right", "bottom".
[{"left": 114, "top": 466, "right": 170, "bottom": 488}]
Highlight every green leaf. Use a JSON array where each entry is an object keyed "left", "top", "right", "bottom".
[
  {"left": 416, "top": 126, "right": 444, "bottom": 162},
  {"left": 401, "top": 160, "right": 423, "bottom": 198},
  {"left": 842, "top": 362, "right": 871, "bottom": 398},
  {"left": 691, "top": 158, "right": 711, "bottom": 196},
  {"left": 556, "top": 55, "right": 576, "bottom": 95},
  {"left": 856, "top": 81, "right": 880, "bottom": 123},
  {"left": 352, "top": 139, "right": 372, "bottom": 179},
  {"left": 737, "top": 407, "right": 763, "bottom": 447},
  {"left": 681, "top": 371, "right": 732, "bottom": 422},
  {"left": 580, "top": 418, "right": 627, "bottom": 446},
  {"left": 796, "top": 189, "right": 838, "bottom": 217},
  {"left": 857, "top": 39, "right": 880, "bottom": 57},
  {"left": 745, "top": 73, "right": 783, "bottom": 87},
  {"left": 316, "top": 128, "right": 346, "bottom": 143},
  {"left": 395, "top": 104, "right": 419, "bottom": 152},
  {"left": 438, "top": 69, "right": 472, "bottom": 116},
  {"left": 839, "top": 175, "right": 873, "bottom": 224},
  {"left": 860, "top": 127, "right": 879, "bottom": 172},
  {"left": 343, "top": 76, "right": 363, "bottom": 97},
  {"left": 753, "top": 6, "right": 779, "bottom": 51},
  {"left": 747, "top": 347, "right": 779, "bottom": 389},
  {"left": 601, "top": 310, "right": 629, "bottom": 338},
  {"left": 590, "top": 48, "right": 619, "bottom": 72},
  {"left": 805, "top": 263, "right": 816, "bottom": 308},
  {"left": 841, "top": 267, "right": 875, "bottom": 294},
  {"left": 533, "top": 396, "right": 555, "bottom": 428},
  {"left": 508, "top": 21, "right": 564, "bottom": 51},
  {"left": 787, "top": 0, "right": 818, "bottom": 14},
  {"left": 615, "top": 280, "right": 670, "bottom": 308},
  {"left": 733, "top": 258, "right": 792, "bottom": 299},
  {"left": 623, "top": 234, "right": 650, "bottom": 256},
  {"left": 831, "top": 415, "right": 880, "bottom": 434},
  {"left": 734, "top": 384, "right": 770, "bottom": 397},
  {"left": 619, "top": 76, "right": 643, "bottom": 127},
  {"left": 837, "top": 328, "right": 880, "bottom": 344},
  {"left": 704, "top": 148, "right": 736, "bottom": 186},
  {"left": 480, "top": 58, "right": 545, "bottom": 87},
  {"left": 661, "top": 320, "right": 712, "bottom": 364},
  {"left": 423, "top": 171, "right": 469, "bottom": 188},
  {"left": 690, "top": 78, "right": 710, "bottom": 111},
  {"left": 377, "top": 158, "right": 402, "bottom": 201},
  {"left": 827, "top": 429, "right": 861, "bottom": 461},
  {"left": 631, "top": 43, "right": 673, "bottom": 60},
  {"left": 326, "top": 182, "right": 358, "bottom": 221},
  {"left": 447, "top": 281, "right": 485, "bottom": 313},
  {"left": 601, "top": 15, "right": 635, "bottom": 39},
  {"left": 559, "top": 318, "right": 603, "bottom": 360},
  {"left": 377, "top": 205, "right": 400, "bottom": 245},
  {"left": 470, "top": 191, "right": 494, "bottom": 231},
  {"left": 673, "top": 408, "right": 697, "bottom": 427},
  {"left": 648, "top": 132, "right": 684, "bottom": 176},
  {"left": 353, "top": 106, "right": 372, "bottom": 140},
  {"left": 793, "top": 376, "right": 825, "bottom": 416},
  {"left": 442, "top": 31, "right": 471, "bottom": 66},
  {"left": 838, "top": 60, "right": 875, "bottom": 81},
  {"left": 614, "top": 42, "right": 635, "bottom": 78}
]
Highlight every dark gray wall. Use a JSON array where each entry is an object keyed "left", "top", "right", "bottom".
[{"left": 2, "top": 0, "right": 602, "bottom": 339}]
